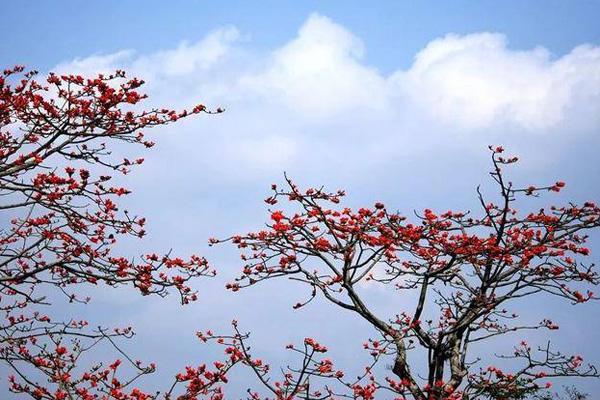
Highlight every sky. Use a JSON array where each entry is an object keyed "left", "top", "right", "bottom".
[{"left": 2, "top": 1, "right": 600, "bottom": 397}]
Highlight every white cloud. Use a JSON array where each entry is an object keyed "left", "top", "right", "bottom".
[
  {"left": 394, "top": 33, "right": 600, "bottom": 129},
  {"left": 52, "top": 13, "right": 600, "bottom": 179},
  {"left": 55, "top": 27, "right": 239, "bottom": 77},
  {"left": 132, "top": 27, "right": 240, "bottom": 78},
  {"left": 54, "top": 50, "right": 134, "bottom": 75},
  {"left": 241, "top": 13, "right": 388, "bottom": 117}
]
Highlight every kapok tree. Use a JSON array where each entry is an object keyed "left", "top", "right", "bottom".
[
  {"left": 216, "top": 147, "right": 600, "bottom": 399},
  {"left": 0, "top": 66, "right": 231, "bottom": 399}
]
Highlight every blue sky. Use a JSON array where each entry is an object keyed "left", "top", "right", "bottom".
[
  {"left": 3, "top": 1, "right": 600, "bottom": 72},
  {"left": 2, "top": 1, "right": 600, "bottom": 397}
]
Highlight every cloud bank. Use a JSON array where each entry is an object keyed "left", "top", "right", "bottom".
[{"left": 53, "top": 13, "right": 600, "bottom": 182}]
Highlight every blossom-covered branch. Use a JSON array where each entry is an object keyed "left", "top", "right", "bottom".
[
  {"left": 0, "top": 66, "right": 218, "bottom": 399},
  {"left": 217, "top": 146, "right": 600, "bottom": 399}
]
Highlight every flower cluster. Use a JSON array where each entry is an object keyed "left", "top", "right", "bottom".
[{"left": 1, "top": 66, "right": 217, "bottom": 399}]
